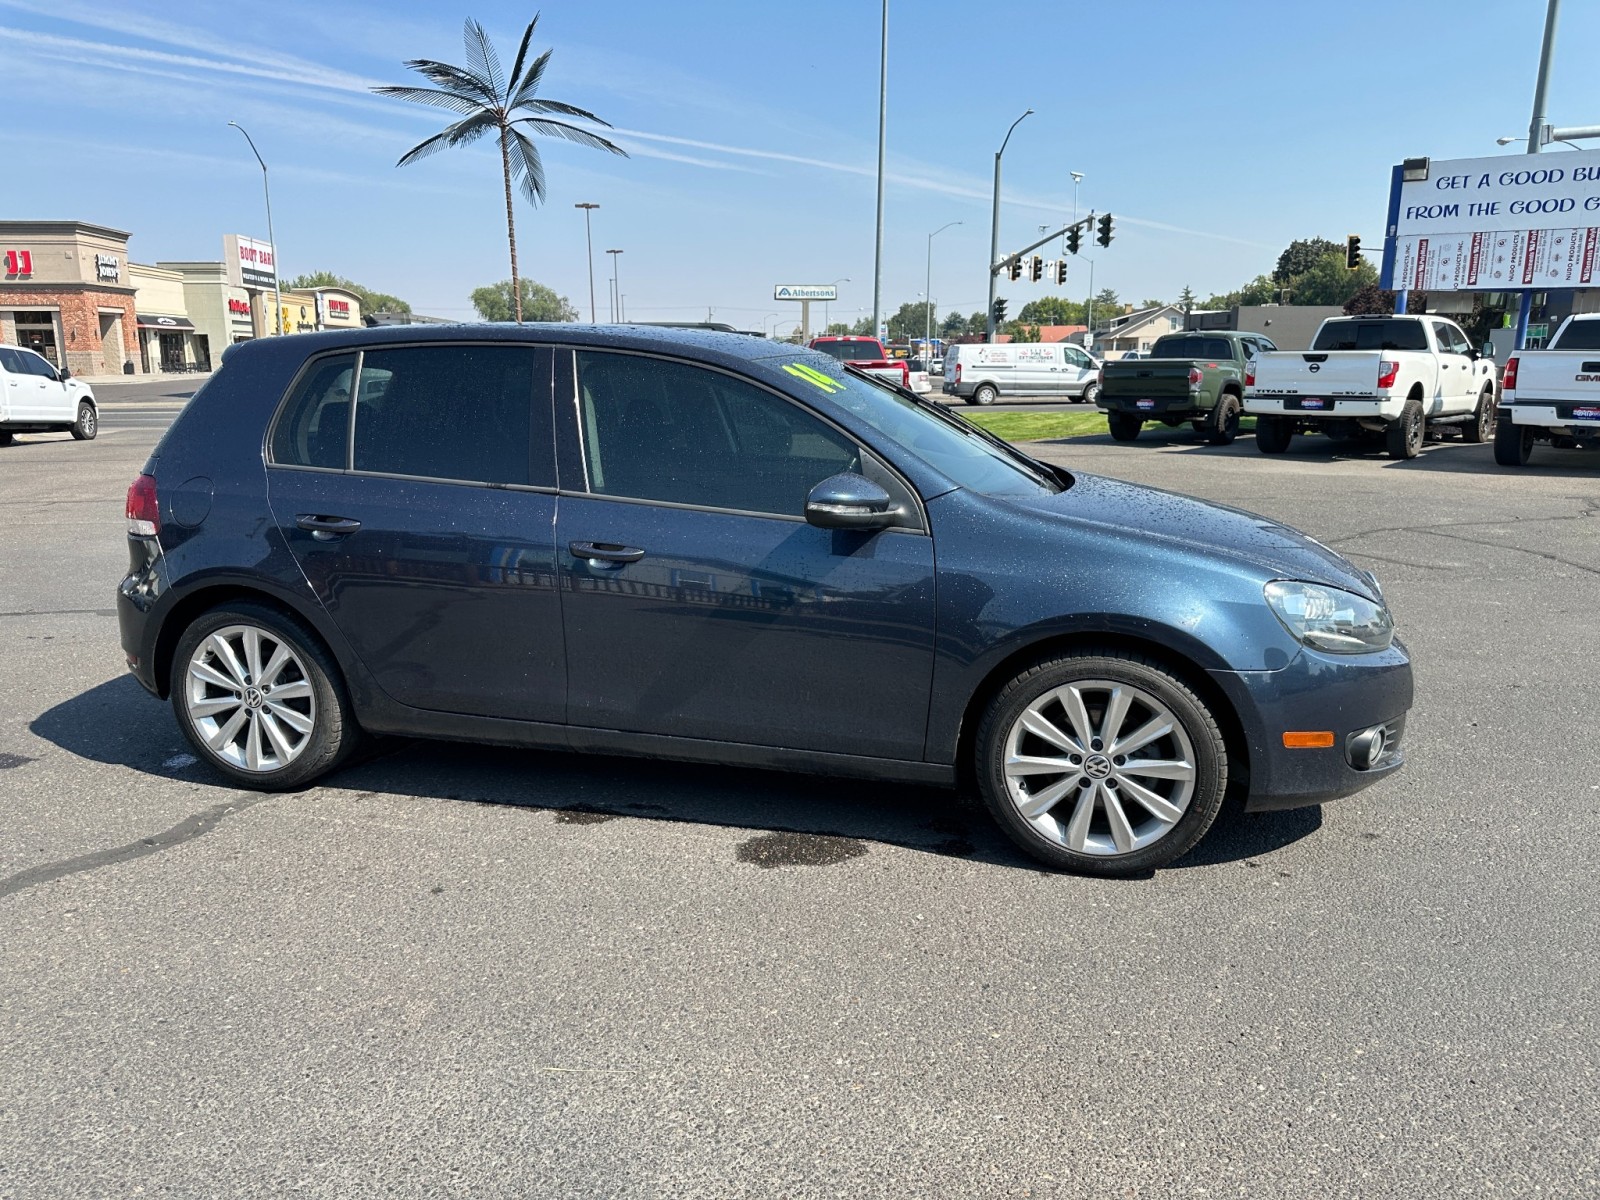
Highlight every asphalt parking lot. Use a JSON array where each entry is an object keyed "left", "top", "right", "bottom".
[{"left": 2, "top": 384, "right": 1598, "bottom": 1198}]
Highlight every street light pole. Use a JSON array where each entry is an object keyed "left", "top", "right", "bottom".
[
  {"left": 987, "top": 109, "right": 1033, "bottom": 342},
  {"left": 1516, "top": 0, "right": 1561, "bottom": 350},
  {"left": 926, "top": 221, "right": 961, "bottom": 348},
  {"left": 574, "top": 203, "right": 600, "bottom": 322},
  {"left": 227, "top": 122, "right": 282, "bottom": 335},
  {"left": 606, "top": 249, "right": 623, "bottom": 323},
  {"left": 826, "top": 277, "right": 850, "bottom": 333}
]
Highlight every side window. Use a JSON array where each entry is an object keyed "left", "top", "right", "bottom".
[
  {"left": 1447, "top": 324, "right": 1472, "bottom": 355},
  {"left": 270, "top": 354, "right": 357, "bottom": 470},
  {"left": 574, "top": 351, "right": 860, "bottom": 516},
  {"left": 352, "top": 345, "right": 550, "bottom": 486},
  {"left": 1063, "top": 347, "right": 1088, "bottom": 368},
  {"left": 1258, "top": 337, "right": 1278, "bottom": 352},
  {"left": 21, "top": 351, "right": 57, "bottom": 378},
  {"left": 1239, "top": 340, "right": 1257, "bottom": 359},
  {"left": 0, "top": 348, "right": 22, "bottom": 374},
  {"left": 1433, "top": 322, "right": 1463, "bottom": 354}
]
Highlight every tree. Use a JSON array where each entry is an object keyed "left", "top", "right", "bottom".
[
  {"left": 1139, "top": 298, "right": 1166, "bottom": 311},
  {"left": 886, "top": 300, "right": 935, "bottom": 342},
  {"left": 1342, "top": 284, "right": 1397, "bottom": 316},
  {"left": 940, "top": 311, "right": 969, "bottom": 337},
  {"left": 288, "top": 271, "right": 411, "bottom": 315},
  {"left": 1094, "top": 287, "right": 1121, "bottom": 311},
  {"left": 967, "top": 310, "right": 988, "bottom": 334},
  {"left": 471, "top": 278, "right": 577, "bottom": 322},
  {"left": 374, "top": 16, "right": 626, "bottom": 323},
  {"left": 1011, "top": 324, "right": 1042, "bottom": 343},
  {"left": 1290, "top": 251, "right": 1378, "bottom": 307},
  {"left": 1274, "top": 237, "right": 1341, "bottom": 284},
  {"left": 1178, "top": 285, "right": 1197, "bottom": 313},
  {"left": 824, "top": 321, "right": 853, "bottom": 336},
  {"left": 1015, "top": 296, "right": 1083, "bottom": 326},
  {"left": 849, "top": 315, "right": 875, "bottom": 336}
]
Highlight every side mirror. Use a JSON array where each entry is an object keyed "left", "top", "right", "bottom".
[
  {"left": 805, "top": 472, "right": 896, "bottom": 530},
  {"left": 1480, "top": 343, "right": 1495, "bottom": 358},
  {"left": 58, "top": 367, "right": 71, "bottom": 380}
]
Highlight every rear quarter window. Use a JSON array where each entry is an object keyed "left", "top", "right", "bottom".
[{"left": 269, "top": 354, "right": 357, "bottom": 470}]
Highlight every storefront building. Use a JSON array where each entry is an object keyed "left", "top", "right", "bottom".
[
  {"left": 275, "top": 286, "right": 363, "bottom": 335},
  {"left": 127, "top": 262, "right": 205, "bottom": 372},
  {"left": 0, "top": 220, "right": 141, "bottom": 375},
  {"left": 158, "top": 260, "right": 254, "bottom": 361}
]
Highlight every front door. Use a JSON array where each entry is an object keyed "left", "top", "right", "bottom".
[
  {"left": 265, "top": 343, "right": 566, "bottom": 723},
  {"left": 0, "top": 348, "right": 35, "bottom": 419},
  {"left": 1059, "top": 345, "right": 1095, "bottom": 396},
  {"left": 554, "top": 349, "right": 936, "bottom": 760}
]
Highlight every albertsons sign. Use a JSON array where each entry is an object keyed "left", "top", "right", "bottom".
[{"left": 774, "top": 284, "right": 838, "bottom": 301}]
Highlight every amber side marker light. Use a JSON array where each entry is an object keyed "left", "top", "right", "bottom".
[{"left": 1283, "top": 732, "right": 1336, "bottom": 749}]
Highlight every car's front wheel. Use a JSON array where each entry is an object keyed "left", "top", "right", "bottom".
[
  {"left": 1079, "top": 381, "right": 1101, "bottom": 407},
  {"left": 171, "top": 603, "right": 359, "bottom": 790},
  {"left": 1462, "top": 386, "right": 1495, "bottom": 444},
  {"left": 974, "top": 652, "right": 1228, "bottom": 875},
  {"left": 70, "top": 401, "right": 97, "bottom": 440}
]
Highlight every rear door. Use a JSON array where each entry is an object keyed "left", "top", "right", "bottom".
[
  {"left": 265, "top": 342, "right": 566, "bottom": 723},
  {"left": 1432, "top": 320, "right": 1474, "bottom": 412},
  {"left": 553, "top": 348, "right": 936, "bottom": 759}
]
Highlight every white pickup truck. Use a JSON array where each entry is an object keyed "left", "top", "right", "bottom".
[
  {"left": 1247, "top": 315, "right": 1497, "bottom": 459},
  {"left": 0, "top": 345, "right": 99, "bottom": 445},
  {"left": 1494, "top": 313, "right": 1600, "bottom": 466}
]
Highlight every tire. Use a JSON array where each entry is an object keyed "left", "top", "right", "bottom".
[
  {"left": 1107, "top": 412, "right": 1142, "bottom": 442},
  {"left": 70, "top": 401, "right": 97, "bottom": 440},
  {"left": 1206, "top": 393, "right": 1242, "bottom": 446},
  {"left": 1079, "top": 381, "right": 1101, "bottom": 407},
  {"left": 0, "top": 430, "right": 13, "bottom": 447},
  {"left": 1255, "top": 415, "right": 1293, "bottom": 454},
  {"left": 1385, "top": 397, "right": 1424, "bottom": 459},
  {"left": 971, "top": 384, "right": 999, "bottom": 406},
  {"left": 974, "top": 651, "right": 1228, "bottom": 876},
  {"left": 1461, "top": 387, "right": 1494, "bottom": 444},
  {"left": 171, "top": 603, "right": 360, "bottom": 791},
  {"left": 1493, "top": 417, "right": 1533, "bottom": 466}
]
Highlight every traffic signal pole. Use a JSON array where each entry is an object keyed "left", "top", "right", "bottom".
[{"left": 1516, "top": 0, "right": 1560, "bottom": 350}]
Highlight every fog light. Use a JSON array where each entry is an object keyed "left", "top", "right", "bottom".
[{"left": 1348, "top": 728, "right": 1385, "bottom": 770}]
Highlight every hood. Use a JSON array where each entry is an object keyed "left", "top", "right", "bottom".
[{"left": 1013, "top": 471, "right": 1381, "bottom": 600}]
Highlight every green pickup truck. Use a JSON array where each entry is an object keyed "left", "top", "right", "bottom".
[{"left": 1097, "top": 330, "right": 1277, "bottom": 445}]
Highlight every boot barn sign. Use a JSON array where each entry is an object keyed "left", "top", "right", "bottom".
[
  {"left": 1382, "top": 149, "right": 1600, "bottom": 293},
  {"left": 223, "top": 234, "right": 278, "bottom": 290}
]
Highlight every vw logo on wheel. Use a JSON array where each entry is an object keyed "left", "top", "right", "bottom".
[{"left": 1085, "top": 754, "right": 1113, "bottom": 779}]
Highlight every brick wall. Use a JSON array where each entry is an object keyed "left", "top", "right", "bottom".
[{"left": 0, "top": 288, "right": 140, "bottom": 375}]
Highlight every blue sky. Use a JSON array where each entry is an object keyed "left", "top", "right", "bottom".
[{"left": 4, "top": 0, "right": 1597, "bottom": 331}]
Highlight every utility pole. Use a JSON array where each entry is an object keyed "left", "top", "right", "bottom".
[
  {"left": 926, "top": 221, "right": 961, "bottom": 350},
  {"left": 227, "top": 122, "right": 282, "bottom": 335},
  {"left": 987, "top": 109, "right": 1033, "bottom": 342},
  {"left": 1516, "top": 0, "right": 1560, "bottom": 350},
  {"left": 574, "top": 203, "right": 600, "bottom": 322},
  {"left": 606, "top": 249, "right": 623, "bottom": 323},
  {"left": 871, "top": 0, "right": 888, "bottom": 341}
]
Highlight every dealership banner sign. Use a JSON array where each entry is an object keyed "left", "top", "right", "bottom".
[{"left": 1382, "top": 149, "right": 1600, "bottom": 291}]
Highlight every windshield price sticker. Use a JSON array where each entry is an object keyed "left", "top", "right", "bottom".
[{"left": 783, "top": 362, "right": 845, "bottom": 394}]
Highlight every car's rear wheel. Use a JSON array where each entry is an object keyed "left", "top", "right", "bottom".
[
  {"left": 1386, "top": 397, "right": 1424, "bottom": 459},
  {"left": 172, "top": 603, "right": 358, "bottom": 790},
  {"left": 975, "top": 652, "right": 1228, "bottom": 875},
  {"left": 1206, "top": 393, "right": 1242, "bottom": 445},
  {"left": 1493, "top": 418, "right": 1533, "bottom": 466},
  {"left": 1255, "top": 415, "right": 1293, "bottom": 454},
  {"left": 1462, "top": 386, "right": 1495, "bottom": 444},
  {"left": 970, "top": 384, "right": 999, "bottom": 406},
  {"left": 1107, "top": 413, "right": 1141, "bottom": 441},
  {"left": 70, "top": 401, "right": 97, "bottom": 440},
  {"left": 0, "top": 430, "right": 14, "bottom": 447}
]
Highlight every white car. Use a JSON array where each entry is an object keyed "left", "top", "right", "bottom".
[
  {"left": 0, "top": 346, "right": 98, "bottom": 445},
  {"left": 942, "top": 342, "right": 1102, "bottom": 405},
  {"left": 1495, "top": 313, "right": 1600, "bottom": 465}
]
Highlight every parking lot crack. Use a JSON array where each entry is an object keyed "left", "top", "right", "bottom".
[{"left": 0, "top": 794, "right": 275, "bottom": 900}]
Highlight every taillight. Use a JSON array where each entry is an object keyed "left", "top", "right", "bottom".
[
  {"left": 1502, "top": 356, "right": 1519, "bottom": 390},
  {"left": 1245, "top": 363, "right": 1256, "bottom": 387},
  {"left": 1188, "top": 367, "right": 1203, "bottom": 387},
  {"left": 954, "top": 363, "right": 963, "bottom": 384},
  {"left": 126, "top": 473, "right": 159, "bottom": 537},
  {"left": 1096, "top": 367, "right": 1104, "bottom": 386},
  {"left": 1377, "top": 359, "right": 1401, "bottom": 390}
]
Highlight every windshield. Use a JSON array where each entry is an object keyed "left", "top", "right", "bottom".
[
  {"left": 1149, "top": 335, "right": 1233, "bottom": 359},
  {"left": 811, "top": 340, "right": 884, "bottom": 362},
  {"left": 1313, "top": 320, "right": 1429, "bottom": 352},
  {"left": 774, "top": 354, "right": 1060, "bottom": 497},
  {"left": 1552, "top": 319, "right": 1600, "bottom": 351}
]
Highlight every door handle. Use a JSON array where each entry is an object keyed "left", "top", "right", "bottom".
[
  {"left": 296, "top": 514, "right": 362, "bottom": 540},
  {"left": 569, "top": 540, "right": 645, "bottom": 564}
]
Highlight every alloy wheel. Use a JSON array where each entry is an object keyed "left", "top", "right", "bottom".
[
  {"left": 1001, "top": 679, "right": 1196, "bottom": 856},
  {"left": 184, "top": 623, "right": 317, "bottom": 772}
]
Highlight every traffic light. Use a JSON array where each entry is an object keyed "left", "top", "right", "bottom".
[
  {"left": 1007, "top": 258, "right": 1022, "bottom": 281},
  {"left": 992, "top": 297, "right": 1008, "bottom": 326},
  {"left": 1029, "top": 255, "right": 1043, "bottom": 282},
  {"left": 1055, "top": 259, "right": 1069, "bottom": 285},
  {"left": 1066, "top": 225, "right": 1082, "bottom": 255},
  {"left": 1345, "top": 233, "right": 1362, "bottom": 269},
  {"left": 1096, "top": 213, "right": 1114, "bottom": 248}
]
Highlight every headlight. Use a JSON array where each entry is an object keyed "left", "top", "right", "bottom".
[{"left": 1264, "top": 580, "right": 1393, "bottom": 654}]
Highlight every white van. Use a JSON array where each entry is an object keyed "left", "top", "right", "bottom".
[
  {"left": 941, "top": 342, "right": 1101, "bottom": 406},
  {"left": 0, "top": 346, "right": 99, "bottom": 444}
]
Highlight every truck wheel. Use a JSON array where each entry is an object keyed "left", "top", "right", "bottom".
[
  {"left": 1206, "top": 394, "right": 1242, "bottom": 446},
  {"left": 1107, "top": 413, "right": 1142, "bottom": 442},
  {"left": 70, "top": 401, "right": 98, "bottom": 441},
  {"left": 1386, "top": 398, "right": 1424, "bottom": 459},
  {"left": 1080, "top": 382, "right": 1101, "bottom": 407},
  {"left": 970, "top": 384, "right": 999, "bottom": 406},
  {"left": 1255, "top": 415, "right": 1293, "bottom": 454},
  {"left": 0, "top": 431, "right": 14, "bottom": 448},
  {"left": 1493, "top": 418, "right": 1533, "bottom": 466},
  {"left": 1462, "top": 386, "right": 1495, "bottom": 444}
]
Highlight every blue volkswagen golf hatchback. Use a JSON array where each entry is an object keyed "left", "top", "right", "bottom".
[{"left": 118, "top": 326, "right": 1411, "bottom": 875}]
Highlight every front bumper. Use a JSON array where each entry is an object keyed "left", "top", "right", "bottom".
[{"left": 1210, "top": 637, "right": 1413, "bottom": 812}]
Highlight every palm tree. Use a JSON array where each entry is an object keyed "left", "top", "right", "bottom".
[{"left": 374, "top": 15, "right": 626, "bottom": 323}]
